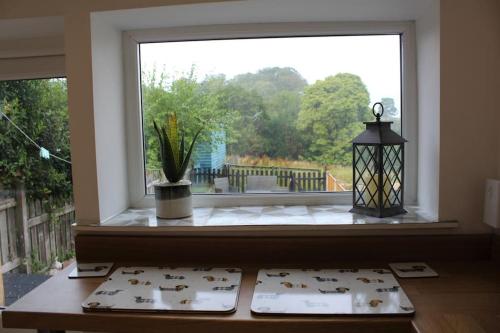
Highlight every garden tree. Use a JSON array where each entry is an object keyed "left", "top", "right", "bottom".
[
  {"left": 142, "top": 71, "right": 238, "bottom": 169},
  {"left": 380, "top": 97, "right": 399, "bottom": 118},
  {"left": 297, "top": 73, "right": 371, "bottom": 166},
  {"left": 217, "top": 84, "right": 269, "bottom": 156},
  {"left": 380, "top": 97, "right": 401, "bottom": 134},
  {"left": 263, "top": 91, "right": 305, "bottom": 158},
  {"left": 231, "top": 67, "right": 307, "bottom": 100},
  {"left": 230, "top": 67, "right": 307, "bottom": 158},
  {"left": 0, "top": 79, "right": 72, "bottom": 202}
]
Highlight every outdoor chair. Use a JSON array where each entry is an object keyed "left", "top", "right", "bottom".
[
  {"left": 214, "top": 177, "right": 231, "bottom": 193},
  {"left": 246, "top": 175, "right": 288, "bottom": 193}
]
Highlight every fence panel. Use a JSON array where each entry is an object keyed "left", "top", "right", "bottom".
[{"left": 0, "top": 187, "right": 75, "bottom": 273}]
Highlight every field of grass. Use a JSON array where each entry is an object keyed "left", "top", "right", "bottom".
[{"left": 227, "top": 155, "right": 352, "bottom": 189}]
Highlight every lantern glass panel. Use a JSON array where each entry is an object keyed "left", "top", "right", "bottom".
[
  {"left": 353, "top": 145, "right": 379, "bottom": 208},
  {"left": 352, "top": 143, "right": 405, "bottom": 215},
  {"left": 382, "top": 144, "right": 403, "bottom": 207}
]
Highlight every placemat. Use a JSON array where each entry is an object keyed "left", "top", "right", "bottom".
[
  {"left": 251, "top": 268, "right": 415, "bottom": 316},
  {"left": 82, "top": 266, "right": 242, "bottom": 313}
]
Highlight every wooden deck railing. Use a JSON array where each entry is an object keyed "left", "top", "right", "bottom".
[{"left": 146, "top": 164, "right": 347, "bottom": 194}]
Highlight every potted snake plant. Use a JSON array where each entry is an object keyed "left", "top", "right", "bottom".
[{"left": 153, "top": 114, "right": 201, "bottom": 219}]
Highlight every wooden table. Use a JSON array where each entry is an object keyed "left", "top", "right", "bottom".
[{"left": 2, "top": 261, "right": 499, "bottom": 333}]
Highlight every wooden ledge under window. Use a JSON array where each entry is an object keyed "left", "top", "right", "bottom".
[
  {"left": 3, "top": 261, "right": 500, "bottom": 333},
  {"left": 74, "top": 205, "right": 458, "bottom": 237}
]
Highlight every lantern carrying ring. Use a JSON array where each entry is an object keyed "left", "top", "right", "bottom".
[{"left": 372, "top": 102, "right": 384, "bottom": 121}]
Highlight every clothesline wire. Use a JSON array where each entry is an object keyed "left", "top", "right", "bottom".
[{"left": 0, "top": 109, "right": 72, "bottom": 165}]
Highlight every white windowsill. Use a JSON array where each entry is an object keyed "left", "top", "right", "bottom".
[{"left": 74, "top": 205, "right": 457, "bottom": 236}]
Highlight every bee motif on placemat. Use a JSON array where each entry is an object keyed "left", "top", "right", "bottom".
[
  {"left": 318, "top": 287, "right": 350, "bottom": 294},
  {"left": 121, "top": 269, "right": 144, "bottom": 275},
  {"left": 369, "top": 299, "right": 384, "bottom": 307},
  {"left": 134, "top": 296, "right": 154, "bottom": 304},
  {"left": 128, "top": 279, "right": 151, "bottom": 286},
  {"left": 313, "top": 276, "right": 338, "bottom": 282},
  {"left": 212, "top": 284, "right": 238, "bottom": 291},
  {"left": 265, "top": 272, "right": 289, "bottom": 277},
  {"left": 203, "top": 275, "right": 228, "bottom": 282},
  {"left": 95, "top": 289, "right": 123, "bottom": 296},
  {"left": 373, "top": 269, "right": 392, "bottom": 274},
  {"left": 164, "top": 274, "right": 185, "bottom": 280},
  {"left": 86, "top": 302, "right": 113, "bottom": 309},
  {"left": 280, "top": 282, "right": 308, "bottom": 289},
  {"left": 159, "top": 285, "right": 189, "bottom": 291},
  {"left": 78, "top": 265, "right": 108, "bottom": 272},
  {"left": 357, "top": 277, "right": 384, "bottom": 284},
  {"left": 376, "top": 286, "right": 400, "bottom": 292},
  {"left": 226, "top": 268, "right": 241, "bottom": 273}
]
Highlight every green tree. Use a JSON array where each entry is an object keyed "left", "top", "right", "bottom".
[
  {"left": 380, "top": 97, "right": 401, "bottom": 134},
  {"left": 141, "top": 70, "right": 237, "bottom": 169},
  {"left": 0, "top": 79, "right": 72, "bottom": 201},
  {"left": 380, "top": 97, "right": 399, "bottom": 118},
  {"left": 218, "top": 84, "right": 269, "bottom": 156},
  {"left": 297, "top": 73, "right": 370, "bottom": 165},
  {"left": 231, "top": 67, "right": 307, "bottom": 100},
  {"left": 230, "top": 67, "right": 307, "bottom": 158}
]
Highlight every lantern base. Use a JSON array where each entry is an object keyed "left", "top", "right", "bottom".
[{"left": 350, "top": 206, "right": 407, "bottom": 218}]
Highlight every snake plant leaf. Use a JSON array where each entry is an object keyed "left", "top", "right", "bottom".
[
  {"left": 153, "top": 121, "right": 164, "bottom": 164},
  {"left": 178, "top": 127, "right": 202, "bottom": 180},
  {"left": 179, "top": 131, "right": 185, "bottom": 166},
  {"left": 166, "top": 114, "right": 180, "bottom": 169},
  {"left": 153, "top": 116, "right": 202, "bottom": 184},
  {"left": 161, "top": 126, "right": 178, "bottom": 182}
]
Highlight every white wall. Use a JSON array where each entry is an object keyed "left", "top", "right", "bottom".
[
  {"left": 416, "top": 0, "right": 440, "bottom": 220},
  {"left": 91, "top": 0, "right": 438, "bottom": 221},
  {"left": 90, "top": 17, "right": 129, "bottom": 221}
]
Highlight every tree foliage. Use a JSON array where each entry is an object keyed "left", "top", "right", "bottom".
[
  {"left": 297, "top": 73, "right": 371, "bottom": 165},
  {"left": 142, "top": 68, "right": 380, "bottom": 171},
  {"left": 0, "top": 79, "right": 72, "bottom": 201}
]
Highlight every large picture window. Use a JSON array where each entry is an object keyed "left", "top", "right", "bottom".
[{"left": 139, "top": 34, "right": 402, "bottom": 196}]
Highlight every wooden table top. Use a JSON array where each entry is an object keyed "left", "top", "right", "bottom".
[{"left": 2, "top": 261, "right": 499, "bottom": 333}]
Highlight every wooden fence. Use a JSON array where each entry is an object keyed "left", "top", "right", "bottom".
[
  {"left": 146, "top": 164, "right": 346, "bottom": 193},
  {"left": 0, "top": 185, "right": 75, "bottom": 274}
]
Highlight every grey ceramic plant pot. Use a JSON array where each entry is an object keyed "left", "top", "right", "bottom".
[{"left": 154, "top": 180, "right": 193, "bottom": 219}]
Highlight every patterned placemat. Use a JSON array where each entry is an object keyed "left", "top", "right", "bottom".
[
  {"left": 68, "top": 262, "right": 114, "bottom": 278},
  {"left": 251, "top": 268, "right": 415, "bottom": 316},
  {"left": 389, "top": 262, "right": 438, "bottom": 278},
  {"left": 82, "top": 266, "right": 242, "bottom": 313}
]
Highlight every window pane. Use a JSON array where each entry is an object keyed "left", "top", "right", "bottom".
[{"left": 140, "top": 35, "right": 401, "bottom": 195}]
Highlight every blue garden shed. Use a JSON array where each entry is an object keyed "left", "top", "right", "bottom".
[{"left": 193, "top": 131, "right": 226, "bottom": 170}]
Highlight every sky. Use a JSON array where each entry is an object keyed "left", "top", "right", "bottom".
[{"left": 140, "top": 34, "right": 401, "bottom": 111}]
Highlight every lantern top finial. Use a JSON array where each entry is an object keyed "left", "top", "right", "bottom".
[
  {"left": 352, "top": 102, "right": 407, "bottom": 145},
  {"left": 372, "top": 102, "right": 384, "bottom": 122}
]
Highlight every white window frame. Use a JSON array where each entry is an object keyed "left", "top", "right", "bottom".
[{"left": 123, "top": 21, "right": 417, "bottom": 209}]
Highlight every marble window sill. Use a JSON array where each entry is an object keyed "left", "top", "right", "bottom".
[{"left": 74, "top": 205, "right": 458, "bottom": 236}]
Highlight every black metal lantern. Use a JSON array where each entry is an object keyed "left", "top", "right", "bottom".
[{"left": 350, "top": 102, "right": 407, "bottom": 218}]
